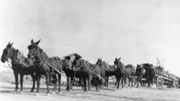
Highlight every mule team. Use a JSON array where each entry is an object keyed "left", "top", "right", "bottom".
[{"left": 1, "top": 40, "right": 156, "bottom": 95}]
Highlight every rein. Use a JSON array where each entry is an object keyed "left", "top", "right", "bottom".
[
  {"left": 85, "top": 61, "right": 107, "bottom": 82},
  {"left": 7, "top": 48, "right": 29, "bottom": 68},
  {"left": 32, "top": 48, "right": 67, "bottom": 78},
  {"left": 7, "top": 60, "right": 12, "bottom": 69},
  {"left": 87, "top": 67, "right": 107, "bottom": 83},
  {"left": 15, "top": 50, "right": 30, "bottom": 67},
  {"left": 61, "top": 60, "right": 70, "bottom": 70},
  {"left": 74, "top": 60, "right": 84, "bottom": 71},
  {"left": 72, "top": 60, "right": 85, "bottom": 80},
  {"left": 44, "top": 60, "right": 67, "bottom": 79}
]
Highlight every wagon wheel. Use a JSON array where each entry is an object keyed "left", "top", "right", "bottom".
[{"left": 156, "top": 76, "right": 164, "bottom": 88}]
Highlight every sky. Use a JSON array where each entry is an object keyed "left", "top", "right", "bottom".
[{"left": 0, "top": 0, "right": 180, "bottom": 76}]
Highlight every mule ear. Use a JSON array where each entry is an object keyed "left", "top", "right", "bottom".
[
  {"left": 7, "top": 42, "right": 10, "bottom": 46},
  {"left": 35, "top": 39, "right": 41, "bottom": 45},
  {"left": 31, "top": 39, "right": 34, "bottom": 44},
  {"left": 10, "top": 42, "right": 14, "bottom": 47},
  {"left": 7, "top": 42, "right": 10, "bottom": 47},
  {"left": 118, "top": 57, "right": 121, "bottom": 60}
]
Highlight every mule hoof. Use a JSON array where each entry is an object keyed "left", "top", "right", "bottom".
[
  {"left": 30, "top": 90, "right": 34, "bottom": 92},
  {"left": 35, "top": 93, "right": 39, "bottom": 96},
  {"left": 14, "top": 91, "right": 18, "bottom": 94},
  {"left": 19, "top": 91, "right": 22, "bottom": 94},
  {"left": 46, "top": 93, "right": 50, "bottom": 96},
  {"left": 14, "top": 89, "right": 18, "bottom": 92}
]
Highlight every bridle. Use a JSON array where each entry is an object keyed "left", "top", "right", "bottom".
[
  {"left": 3, "top": 48, "right": 12, "bottom": 62},
  {"left": 3, "top": 47, "right": 20, "bottom": 68},
  {"left": 28, "top": 46, "right": 43, "bottom": 62}
]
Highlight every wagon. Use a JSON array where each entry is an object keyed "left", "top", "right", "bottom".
[{"left": 154, "top": 66, "right": 179, "bottom": 88}]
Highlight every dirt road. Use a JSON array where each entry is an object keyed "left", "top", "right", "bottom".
[{"left": 0, "top": 72, "right": 180, "bottom": 101}]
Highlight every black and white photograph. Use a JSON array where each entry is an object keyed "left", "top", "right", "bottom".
[{"left": 0, "top": 0, "right": 180, "bottom": 101}]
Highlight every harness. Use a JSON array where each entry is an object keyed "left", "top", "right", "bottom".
[
  {"left": 89, "top": 62, "right": 107, "bottom": 82},
  {"left": 87, "top": 67, "right": 107, "bottom": 82},
  {"left": 10, "top": 49, "right": 31, "bottom": 68},
  {"left": 44, "top": 59, "right": 67, "bottom": 78},
  {"left": 32, "top": 48, "right": 67, "bottom": 78},
  {"left": 72, "top": 60, "right": 85, "bottom": 81}
]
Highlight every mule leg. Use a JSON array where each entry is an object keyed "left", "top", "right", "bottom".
[
  {"left": 130, "top": 77, "right": 133, "bottom": 88},
  {"left": 121, "top": 75, "right": 124, "bottom": 88},
  {"left": 140, "top": 76, "right": 143, "bottom": 87},
  {"left": 147, "top": 78, "right": 150, "bottom": 87},
  {"left": 121, "top": 76, "right": 125, "bottom": 88},
  {"left": 106, "top": 76, "right": 109, "bottom": 87},
  {"left": 136, "top": 77, "right": 139, "bottom": 88},
  {"left": 151, "top": 78, "right": 154, "bottom": 87},
  {"left": 20, "top": 74, "right": 24, "bottom": 92},
  {"left": 36, "top": 74, "right": 41, "bottom": 93},
  {"left": 58, "top": 74, "right": 61, "bottom": 93},
  {"left": 131, "top": 77, "right": 134, "bottom": 87},
  {"left": 130, "top": 77, "right": 133, "bottom": 87},
  {"left": 116, "top": 75, "right": 120, "bottom": 89},
  {"left": 124, "top": 77, "right": 127, "bottom": 87},
  {"left": 147, "top": 78, "right": 150, "bottom": 88},
  {"left": 52, "top": 75, "right": 57, "bottom": 94},
  {"left": 95, "top": 78, "right": 98, "bottom": 91},
  {"left": 79, "top": 76, "right": 82, "bottom": 86},
  {"left": 131, "top": 77, "right": 135, "bottom": 87},
  {"left": 149, "top": 78, "right": 153, "bottom": 88},
  {"left": 30, "top": 74, "right": 35, "bottom": 92},
  {"left": 127, "top": 77, "right": 131, "bottom": 87},
  {"left": 66, "top": 77, "right": 70, "bottom": 91},
  {"left": 70, "top": 77, "right": 73, "bottom": 90},
  {"left": 123, "top": 77, "right": 126, "bottom": 87},
  {"left": 14, "top": 72, "right": 18, "bottom": 91},
  {"left": 88, "top": 76, "right": 91, "bottom": 91},
  {"left": 96, "top": 86, "right": 98, "bottom": 91},
  {"left": 99, "top": 79, "right": 102, "bottom": 92},
  {"left": 114, "top": 77, "right": 117, "bottom": 86},
  {"left": 121, "top": 77, "right": 124, "bottom": 87},
  {"left": 45, "top": 74, "right": 50, "bottom": 94},
  {"left": 83, "top": 77, "right": 87, "bottom": 92}
]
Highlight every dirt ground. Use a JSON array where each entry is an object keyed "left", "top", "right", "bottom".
[{"left": 0, "top": 72, "right": 180, "bottom": 101}]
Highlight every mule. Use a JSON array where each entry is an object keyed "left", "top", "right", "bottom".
[
  {"left": 60, "top": 58, "right": 84, "bottom": 91},
  {"left": 95, "top": 58, "right": 115, "bottom": 87},
  {"left": 70, "top": 58, "right": 93, "bottom": 92},
  {"left": 103, "top": 58, "right": 124, "bottom": 89},
  {"left": 61, "top": 57, "right": 94, "bottom": 92},
  {"left": 1, "top": 42, "right": 35, "bottom": 92},
  {"left": 27, "top": 39, "right": 62, "bottom": 94},
  {"left": 142, "top": 63, "right": 155, "bottom": 87},
  {"left": 96, "top": 58, "right": 126, "bottom": 89},
  {"left": 135, "top": 64, "right": 144, "bottom": 87},
  {"left": 90, "top": 58, "right": 106, "bottom": 91},
  {"left": 123, "top": 64, "right": 135, "bottom": 87}
]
